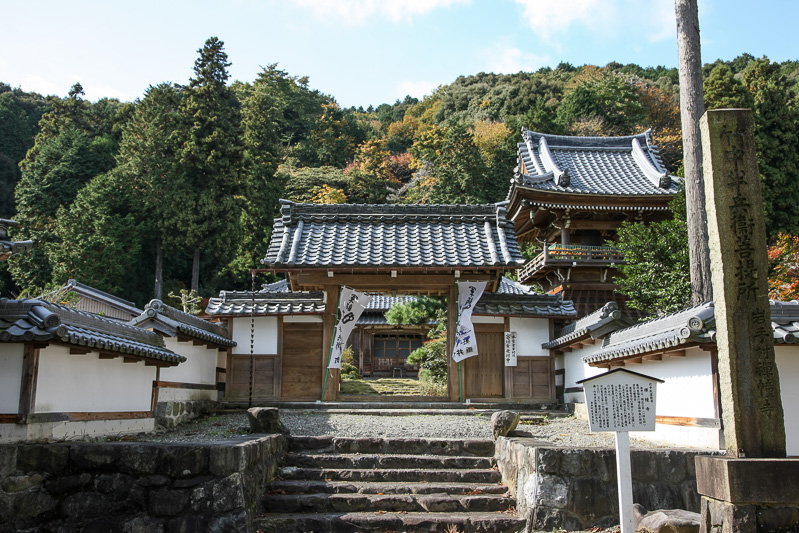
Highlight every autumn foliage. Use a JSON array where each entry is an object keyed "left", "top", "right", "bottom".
[{"left": 768, "top": 233, "right": 799, "bottom": 301}]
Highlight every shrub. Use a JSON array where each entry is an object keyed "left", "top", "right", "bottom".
[{"left": 407, "top": 337, "right": 447, "bottom": 385}]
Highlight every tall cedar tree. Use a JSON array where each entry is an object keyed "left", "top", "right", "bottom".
[
  {"left": 741, "top": 58, "right": 799, "bottom": 237},
  {"left": 116, "top": 83, "right": 187, "bottom": 299},
  {"left": 177, "top": 37, "right": 243, "bottom": 292},
  {"left": 675, "top": 0, "right": 713, "bottom": 305}
]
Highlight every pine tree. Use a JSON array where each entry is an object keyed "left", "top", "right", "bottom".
[{"left": 704, "top": 64, "right": 753, "bottom": 110}]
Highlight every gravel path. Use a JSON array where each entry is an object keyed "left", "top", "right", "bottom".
[{"left": 135, "top": 410, "right": 669, "bottom": 449}]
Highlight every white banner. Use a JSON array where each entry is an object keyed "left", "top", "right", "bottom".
[
  {"left": 452, "top": 281, "right": 487, "bottom": 363},
  {"left": 504, "top": 332, "right": 518, "bottom": 367},
  {"left": 328, "top": 287, "right": 372, "bottom": 369}
]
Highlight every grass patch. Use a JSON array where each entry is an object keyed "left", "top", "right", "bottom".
[{"left": 340, "top": 378, "right": 436, "bottom": 396}]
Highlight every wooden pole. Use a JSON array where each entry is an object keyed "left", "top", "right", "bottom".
[
  {"left": 322, "top": 284, "right": 341, "bottom": 401},
  {"left": 615, "top": 430, "right": 634, "bottom": 533}
]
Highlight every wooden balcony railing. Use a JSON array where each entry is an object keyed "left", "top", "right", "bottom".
[{"left": 518, "top": 244, "right": 625, "bottom": 282}]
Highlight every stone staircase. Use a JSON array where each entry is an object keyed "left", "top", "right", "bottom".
[{"left": 254, "top": 436, "right": 526, "bottom": 533}]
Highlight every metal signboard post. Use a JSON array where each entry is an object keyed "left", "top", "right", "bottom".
[{"left": 577, "top": 368, "right": 664, "bottom": 533}]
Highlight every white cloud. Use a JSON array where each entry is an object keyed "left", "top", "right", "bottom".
[
  {"left": 485, "top": 45, "right": 549, "bottom": 74},
  {"left": 395, "top": 79, "right": 441, "bottom": 100},
  {"left": 514, "top": 0, "right": 677, "bottom": 43},
  {"left": 294, "top": 0, "right": 470, "bottom": 25}
]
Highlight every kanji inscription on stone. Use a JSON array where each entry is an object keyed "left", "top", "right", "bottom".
[{"left": 701, "top": 109, "right": 786, "bottom": 458}]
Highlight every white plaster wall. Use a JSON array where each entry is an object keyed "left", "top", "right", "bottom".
[
  {"left": 509, "top": 318, "right": 549, "bottom": 356},
  {"left": 0, "top": 343, "right": 24, "bottom": 413},
  {"left": 157, "top": 387, "right": 217, "bottom": 402},
  {"left": 26, "top": 418, "right": 155, "bottom": 442},
  {"left": 473, "top": 316, "right": 504, "bottom": 324},
  {"left": 34, "top": 346, "right": 155, "bottom": 413},
  {"left": 632, "top": 424, "right": 722, "bottom": 450},
  {"left": 231, "top": 316, "right": 278, "bottom": 354},
  {"left": 160, "top": 338, "right": 217, "bottom": 385},
  {"left": 641, "top": 347, "right": 716, "bottom": 419},
  {"left": 562, "top": 343, "right": 604, "bottom": 404},
  {"left": 776, "top": 346, "right": 799, "bottom": 456}
]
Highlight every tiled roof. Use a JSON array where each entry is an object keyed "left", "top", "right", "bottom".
[
  {"left": 511, "top": 129, "right": 679, "bottom": 197},
  {"left": 0, "top": 219, "right": 33, "bottom": 261},
  {"left": 474, "top": 292, "right": 576, "bottom": 318},
  {"left": 583, "top": 299, "right": 799, "bottom": 365},
  {"left": 262, "top": 279, "right": 290, "bottom": 292},
  {"left": 206, "top": 289, "right": 325, "bottom": 317},
  {"left": 771, "top": 300, "right": 799, "bottom": 344},
  {"left": 65, "top": 279, "right": 142, "bottom": 318},
  {"left": 0, "top": 298, "right": 184, "bottom": 365},
  {"left": 263, "top": 200, "right": 524, "bottom": 270},
  {"left": 584, "top": 302, "right": 716, "bottom": 364},
  {"left": 129, "top": 300, "right": 235, "bottom": 348},
  {"left": 543, "top": 302, "right": 634, "bottom": 349},
  {"left": 366, "top": 295, "right": 418, "bottom": 311},
  {"left": 495, "top": 276, "right": 538, "bottom": 295}
]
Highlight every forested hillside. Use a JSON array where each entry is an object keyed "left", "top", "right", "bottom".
[{"left": 1, "top": 37, "right": 797, "bottom": 306}]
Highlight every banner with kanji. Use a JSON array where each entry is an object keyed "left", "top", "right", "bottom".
[
  {"left": 328, "top": 287, "right": 372, "bottom": 369},
  {"left": 452, "top": 281, "right": 487, "bottom": 363}
]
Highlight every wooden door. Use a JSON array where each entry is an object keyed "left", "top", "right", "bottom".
[
  {"left": 463, "top": 323, "right": 504, "bottom": 399},
  {"left": 228, "top": 356, "right": 277, "bottom": 399},
  {"left": 512, "top": 357, "right": 553, "bottom": 400},
  {"left": 281, "top": 322, "right": 323, "bottom": 400}
]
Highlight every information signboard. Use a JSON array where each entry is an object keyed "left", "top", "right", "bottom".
[
  {"left": 580, "top": 370, "right": 661, "bottom": 432},
  {"left": 504, "top": 332, "right": 517, "bottom": 367}
]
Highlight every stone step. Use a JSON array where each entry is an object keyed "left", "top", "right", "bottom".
[
  {"left": 287, "top": 436, "right": 496, "bottom": 456},
  {"left": 227, "top": 400, "right": 563, "bottom": 411},
  {"left": 278, "top": 466, "right": 503, "bottom": 484},
  {"left": 284, "top": 452, "right": 494, "bottom": 470},
  {"left": 262, "top": 492, "right": 516, "bottom": 513},
  {"left": 267, "top": 479, "right": 509, "bottom": 495},
  {"left": 253, "top": 511, "right": 525, "bottom": 533}
]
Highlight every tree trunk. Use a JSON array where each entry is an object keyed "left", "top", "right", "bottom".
[
  {"left": 676, "top": 0, "right": 713, "bottom": 304},
  {"left": 154, "top": 237, "right": 163, "bottom": 300},
  {"left": 191, "top": 245, "right": 200, "bottom": 293}
]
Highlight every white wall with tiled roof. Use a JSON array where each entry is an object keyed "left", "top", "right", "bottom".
[
  {"left": 161, "top": 338, "right": 218, "bottom": 386},
  {"left": 777, "top": 346, "right": 799, "bottom": 456},
  {"left": 509, "top": 318, "right": 550, "bottom": 357},
  {"left": 35, "top": 345, "right": 155, "bottom": 413}
]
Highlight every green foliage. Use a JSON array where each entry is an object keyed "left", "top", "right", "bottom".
[
  {"left": 407, "top": 337, "right": 448, "bottom": 385},
  {"left": 615, "top": 189, "right": 691, "bottom": 315},
  {"left": 168, "top": 288, "right": 202, "bottom": 315},
  {"left": 385, "top": 296, "right": 445, "bottom": 326},
  {"left": 557, "top": 71, "right": 646, "bottom": 135},
  {"left": 278, "top": 165, "right": 350, "bottom": 203},
  {"left": 741, "top": 58, "right": 799, "bottom": 238},
  {"left": 704, "top": 64, "right": 753, "bottom": 110}
]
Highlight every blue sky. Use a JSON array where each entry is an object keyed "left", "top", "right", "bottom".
[{"left": 2, "top": 0, "right": 797, "bottom": 108}]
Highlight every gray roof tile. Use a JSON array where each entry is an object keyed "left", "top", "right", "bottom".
[
  {"left": 0, "top": 219, "right": 33, "bottom": 261},
  {"left": 543, "top": 302, "right": 634, "bottom": 349},
  {"left": 264, "top": 201, "right": 524, "bottom": 269},
  {"left": 206, "top": 290, "right": 325, "bottom": 317},
  {"left": 511, "top": 129, "right": 679, "bottom": 198},
  {"left": 129, "top": 300, "right": 235, "bottom": 348},
  {"left": 0, "top": 298, "right": 184, "bottom": 365}
]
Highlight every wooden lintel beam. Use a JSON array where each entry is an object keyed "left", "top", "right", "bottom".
[
  {"left": 566, "top": 220, "right": 623, "bottom": 230},
  {"left": 144, "top": 361, "right": 159, "bottom": 367},
  {"left": 98, "top": 353, "right": 118, "bottom": 360},
  {"left": 176, "top": 335, "right": 192, "bottom": 343},
  {"left": 123, "top": 357, "right": 139, "bottom": 364},
  {"left": 69, "top": 348, "right": 91, "bottom": 355},
  {"left": 596, "top": 363, "right": 611, "bottom": 369},
  {"left": 295, "top": 272, "right": 493, "bottom": 289},
  {"left": 609, "top": 361, "right": 625, "bottom": 367},
  {"left": 582, "top": 338, "right": 596, "bottom": 345},
  {"left": 627, "top": 357, "right": 643, "bottom": 365},
  {"left": 642, "top": 354, "right": 663, "bottom": 361},
  {"left": 561, "top": 346, "right": 572, "bottom": 353},
  {"left": 192, "top": 340, "right": 204, "bottom": 346},
  {"left": 665, "top": 350, "right": 686, "bottom": 358}
]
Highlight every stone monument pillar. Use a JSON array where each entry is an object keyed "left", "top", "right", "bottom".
[
  {"left": 696, "top": 109, "right": 798, "bottom": 533},
  {"left": 702, "top": 108, "right": 785, "bottom": 459}
]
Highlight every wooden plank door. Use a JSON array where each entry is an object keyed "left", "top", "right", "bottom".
[
  {"left": 463, "top": 323, "right": 504, "bottom": 399},
  {"left": 281, "top": 322, "right": 323, "bottom": 400},
  {"left": 228, "top": 356, "right": 277, "bottom": 399},
  {"left": 512, "top": 357, "right": 554, "bottom": 400}
]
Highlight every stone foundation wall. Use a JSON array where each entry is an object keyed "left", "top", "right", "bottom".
[
  {"left": 155, "top": 398, "right": 218, "bottom": 429},
  {"left": 0, "top": 434, "right": 286, "bottom": 532},
  {"left": 495, "top": 436, "right": 718, "bottom": 531}
]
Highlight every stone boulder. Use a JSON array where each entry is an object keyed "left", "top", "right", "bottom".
[
  {"left": 634, "top": 503, "right": 700, "bottom": 533},
  {"left": 491, "top": 411, "right": 520, "bottom": 439},
  {"left": 246, "top": 407, "right": 289, "bottom": 435}
]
